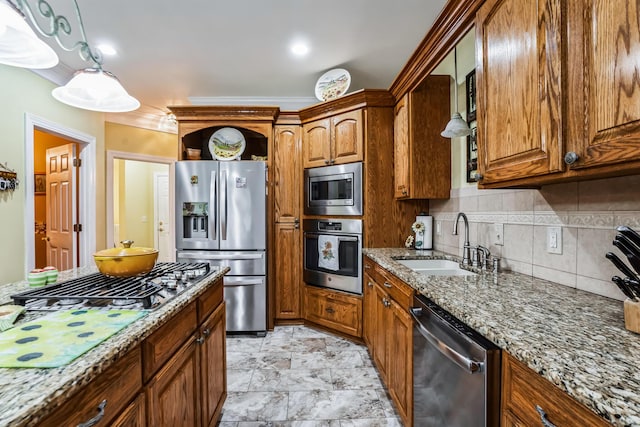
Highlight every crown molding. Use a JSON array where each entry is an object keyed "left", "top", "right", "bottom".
[{"left": 188, "top": 96, "right": 318, "bottom": 111}]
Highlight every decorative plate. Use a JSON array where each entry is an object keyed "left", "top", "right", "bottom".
[
  {"left": 314, "top": 68, "right": 351, "bottom": 101},
  {"left": 209, "top": 127, "right": 246, "bottom": 161}
]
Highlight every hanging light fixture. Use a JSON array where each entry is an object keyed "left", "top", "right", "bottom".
[
  {"left": 0, "top": 0, "right": 139, "bottom": 112},
  {"left": 441, "top": 46, "right": 471, "bottom": 138}
]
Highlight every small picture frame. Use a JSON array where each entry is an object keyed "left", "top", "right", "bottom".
[
  {"left": 466, "top": 70, "right": 476, "bottom": 123},
  {"left": 466, "top": 122, "right": 478, "bottom": 183},
  {"left": 34, "top": 173, "right": 46, "bottom": 194}
]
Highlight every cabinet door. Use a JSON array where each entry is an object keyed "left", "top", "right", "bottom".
[
  {"left": 565, "top": 0, "right": 640, "bottom": 171},
  {"left": 274, "top": 125, "right": 302, "bottom": 223},
  {"left": 274, "top": 222, "right": 302, "bottom": 319},
  {"left": 111, "top": 393, "right": 146, "bottom": 427},
  {"left": 394, "top": 94, "right": 410, "bottom": 198},
  {"left": 372, "top": 284, "right": 389, "bottom": 382},
  {"left": 362, "top": 269, "right": 377, "bottom": 349},
  {"left": 302, "top": 118, "right": 331, "bottom": 168},
  {"left": 331, "top": 110, "right": 364, "bottom": 165},
  {"left": 476, "top": 0, "right": 564, "bottom": 185},
  {"left": 386, "top": 298, "right": 413, "bottom": 427},
  {"left": 200, "top": 303, "right": 227, "bottom": 427},
  {"left": 304, "top": 285, "right": 362, "bottom": 337},
  {"left": 146, "top": 336, "right": 200, "bottom": 427}
]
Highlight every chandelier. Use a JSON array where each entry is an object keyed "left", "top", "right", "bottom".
[{"left": 0, "top": 0, "right": 139, "bottom": 112}]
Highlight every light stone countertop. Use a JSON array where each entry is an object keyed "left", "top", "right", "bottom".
[
  {"left": 364, "top": 248, "right": 640, "bottom": 426},
  {"left": 0, "top": 266, "right": 228, "bottom": 427}
]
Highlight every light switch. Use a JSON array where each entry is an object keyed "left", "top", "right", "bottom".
[
  {"left": 436, "top": 221, "right": 442, "bottom": 236},
  {"left": 547, "top": 226, "right": 562, "bottom": 254},
  {"left": 494, "top": 223, "right": 504, "bottom": 246}
]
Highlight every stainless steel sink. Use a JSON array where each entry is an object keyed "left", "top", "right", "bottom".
[{"left": 396, "top": 259, "right": 477, "bottom": 276}]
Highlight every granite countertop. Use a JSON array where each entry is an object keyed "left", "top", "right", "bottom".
[
  {"left": 0, "top": 266, "right": 228, "bottom": 427},
  {"left": 364, "top": 248, "right": 640, "bottom": 427}
]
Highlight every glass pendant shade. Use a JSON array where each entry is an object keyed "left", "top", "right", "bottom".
[
  {"left": 441, "top": 112, "right": 472, "bottom": 138},
  {"left": 0, "top": 2, "right": 58, "bottom": 69},
  {"left": 52, "top": 68, "right": 140, "bottom": 112},
  {"left": 441, "top": 46, "right": 471, "bottom": 139}
]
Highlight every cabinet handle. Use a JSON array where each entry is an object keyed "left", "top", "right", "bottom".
[
  {"left": 475, "top": 173, "right": 484, "bottom": 181},
  {"left": 202, "top": 328, "right": 211, "bottom": 337},
  {"left": 383, "top": 282, "right": 392, "bottom": 288},
  {"left": 196, "top": 337, "right": 205, "bottom": 345},
  {"left": 364, "top": 264, "right": 371, "bottom": 269},
  {"left": 77, "top": 400, "right": 106, "bottom": 427},
  {"left": 535, "top": 405, "right": 557, "bottom": 427},
  {"left": 325, "top": 307, "right": 335, "bottom": 314},
  {"left": 368, "top": 281, "right": 374, "bottom": 288},
  {"left": 324, "top": 160, "right": 330, "bottom": 165},
  {"left": 564, "top": 151, "right": 579, "bottom": 165}
]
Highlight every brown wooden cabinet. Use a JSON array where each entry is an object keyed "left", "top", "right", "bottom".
[
  {"left": 302, "top": 110, "right": 363, "bottom": 168},
  {"left": 303, "top": 285, "right": 362, "bottom": 338},
  {"left": 502, "top": 352, "right": 609, "bottom": 426},
  {"left": 475, "top": 0, "right": 564, "bottom": 187},
  {"left": 362, "top": 262, "right": 377, "bottom": 349},
  {"left": 564, "top": 0, "right": 640, "bottom": 176},
  {"left": 199, "top": 303, "right": 227, "bottom": 427},
  {"left": 476, "top": 0, "right": 640, "bottom": 188},
  {"left": 363, "top": 256, "right": 414, "bottom": 427},
  {"left": 393, "top": 75, "right": 451, "bottom": 199},
  {"left": 111, "top": 393, "right": 146, "bottom": 427},
  {"left": 274, "top": 123, "right": 303, "bottom": 320}
]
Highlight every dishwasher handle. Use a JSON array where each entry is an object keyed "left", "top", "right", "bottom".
[{"left": 410, "top": 307, "right": 483, "bottom": 374}]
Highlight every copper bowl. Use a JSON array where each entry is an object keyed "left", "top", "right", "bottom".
[{"left": 93, "top": 240, "right": 158, "bottom": 277}]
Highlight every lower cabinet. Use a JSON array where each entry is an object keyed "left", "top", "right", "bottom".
[
  {"left": 37, "top": 277, "right": 226, "bottom": 427},
  {"left": 502, "top": 352, "right": 608, "bottom": 427},
  {"left": 303, "top": 285, "right": 362, "bottom": 338},
  {"left": 363, "top": 256, "right": 414, "bottom": 427}
]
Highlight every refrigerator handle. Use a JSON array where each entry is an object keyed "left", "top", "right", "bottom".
[
  {"left": 210, "top": 170, "right": 217, "bottom": 240},
  {"left": 221, "top": 169, "right": 228, "bottom": 240}
]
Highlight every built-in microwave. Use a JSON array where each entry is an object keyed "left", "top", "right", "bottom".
[{"left": 304, "top": 162, "right": 363, "bottom": 216}]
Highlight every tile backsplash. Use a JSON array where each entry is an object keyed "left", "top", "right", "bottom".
[{"left": 428, "top": 175, "right": 640, "bottom": 301}]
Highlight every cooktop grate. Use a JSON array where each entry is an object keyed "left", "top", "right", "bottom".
[{"left": 12, "top": 262, "right": 211, "bottom": 310}]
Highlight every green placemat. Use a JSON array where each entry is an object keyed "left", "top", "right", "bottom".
[{"left": 0, "top": 309, "right": 146, "bottom": 368}]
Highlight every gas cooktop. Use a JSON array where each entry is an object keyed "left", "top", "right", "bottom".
[{"left": 12, "top": 262, "right": 215, "bottom": 311}]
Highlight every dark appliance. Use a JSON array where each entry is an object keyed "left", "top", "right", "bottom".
[
  {"left": 12, "top": 262, "right": 213, "bottom": 311},
  {"left": 303, "top": 218, "right": 362, "bottom": 294},
  {"left": 410, "top": 294, "right": 500, "bottom": 427},
  {"left": 304, "top": 162, "right": 363, "bottom": 216}
]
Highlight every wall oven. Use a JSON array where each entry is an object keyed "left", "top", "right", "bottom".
[
  {"left": 304, "top": 162, "right": 363, "bottom": 216},
  {"left": 303, "top": 218, "right": 362, "bottom": 295}
]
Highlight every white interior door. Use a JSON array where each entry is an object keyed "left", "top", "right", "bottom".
[{"left": 154, "top": 172, "right": 172, "bottom": 261}]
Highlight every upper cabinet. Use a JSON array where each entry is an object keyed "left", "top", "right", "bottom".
[
  {"left": 475, "top": 0, "right": 640, "bottom": 188},
  {"left": 475, "top": 0, "right": 564, "bottom": 186},
  {"left": 302, "top": 110, "right": 363, "bottom": 168},
  {"left": 564, "top": 0, "right": 640, "bottom": 173},
  {"left": 393, "top": 76, "right": 451, "bottom": 199}
]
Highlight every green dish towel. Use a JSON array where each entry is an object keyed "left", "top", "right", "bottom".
[{"left": 0, "top": 309, "right": 146, "bottom": 368}]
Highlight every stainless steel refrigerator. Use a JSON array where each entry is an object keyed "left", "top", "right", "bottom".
[{"left": 175, "top": 160, "right": 267, "bottom": 334}]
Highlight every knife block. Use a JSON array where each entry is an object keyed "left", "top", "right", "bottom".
[{"left": 624, "top": 299, "right": 640, "bottom": 334}]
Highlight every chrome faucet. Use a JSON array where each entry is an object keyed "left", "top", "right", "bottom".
[{"left": 452, "top": 212, "right": 471, "bottom": 266}]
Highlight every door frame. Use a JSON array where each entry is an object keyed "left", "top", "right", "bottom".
[
  {"left": 24, "top": 113, "right": 97, "bottom": 276},
  {"left": 153, "top": 171, "right": 171, "bottom": 261},
  {"left": 106, "top": 151, "right": 175, "bottom": 258}
]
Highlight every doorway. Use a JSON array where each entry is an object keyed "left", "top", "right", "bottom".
[
  {"left": 24, "top": 114, "right": 97, "bottom": 277},
  {"left": 107, "top": 151, "right": 175, "bottom": 261}
]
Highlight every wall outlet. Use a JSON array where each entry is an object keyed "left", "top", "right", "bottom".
[
  {"left": 547, "top": 226, "right": 562, "bottom": 254},
  {"left": 494, "top": 223, "right": 504, "bottom": 246},
  {"left": 436, "top": 220, "right": 442, "bottom": 236}
]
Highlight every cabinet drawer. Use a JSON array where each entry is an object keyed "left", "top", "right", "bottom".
[
  {"left": 143, "top": 301, "right": 197, "bottom": 382},
  {"left": 304, "top": 286, "right": 362, "bottom": 337},
  {"left": 39, "top": 347, "right": 141, "bottom": 427},
  {"left": 374, "top": 264, "right": 414, "bottom": 309},
  {"left": 197, "top": 277, "right": 224, "bottom": 323},
  {"left": 502, "top": 353, "right": 608, "bottom": 427}
]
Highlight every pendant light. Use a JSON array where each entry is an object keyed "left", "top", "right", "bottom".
[
  {"left": 0, "top": 0, "right": 139, "bottom": 113},
  {"left": 0, "top": 1, "right": 58, "bottom": 69},
  {"left": 441, "top": 46, "right": 471, "bottom": 138}
]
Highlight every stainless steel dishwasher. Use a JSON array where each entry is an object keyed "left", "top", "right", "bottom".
[{"left": 410, "top": 294, "right": 501, "bottom": 427}]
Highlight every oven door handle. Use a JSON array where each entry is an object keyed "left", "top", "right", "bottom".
[
  {"left": 304, "top": 233, "right": 359, "bottom": 242},
  {"left": 409, "top": 308, "right": 483, "bottom": 374}
]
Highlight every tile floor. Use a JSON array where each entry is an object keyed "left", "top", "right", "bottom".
[{"left": 219, "top": 325, "right": 401, "bottom": 427}]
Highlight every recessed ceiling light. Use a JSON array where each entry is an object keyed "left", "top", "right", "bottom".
[
  {"left": 97, "top": 44, "right": 117, "bottom": 56},
  {"left": 291, "top": 42, "right": 309, "bottom": 56}
]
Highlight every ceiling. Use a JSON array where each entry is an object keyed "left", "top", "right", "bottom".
[{"left": 31, "top": 0, "right": 449, "bottom": 129}]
